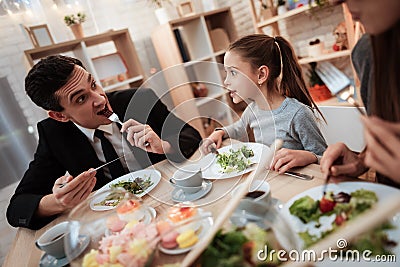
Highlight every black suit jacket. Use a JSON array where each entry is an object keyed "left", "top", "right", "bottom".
[{"left": 7, "top": 89, "right": 201, "bottom": 229}]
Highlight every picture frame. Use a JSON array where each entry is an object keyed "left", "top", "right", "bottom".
[
  {"left": 25, "top": 24, "right": 54, "bottom": 47},
  {"left": 177, "top": 1, "right": 195, "bottom": 17}
]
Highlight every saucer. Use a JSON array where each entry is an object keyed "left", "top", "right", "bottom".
[
  {"left": 172, "top": 180, "right": 212, "bottom": 202},
  {"left": 39, "top": 235, "right": 89, "bottom": 267},
  {"left": 230, "top": 198, "right": 283, "bottom": 230}
]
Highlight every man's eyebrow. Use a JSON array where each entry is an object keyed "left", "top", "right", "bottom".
[
  {"left": 87, "top": 73, "right": 92, "bottom": 83},
  {"left": 69, "top": 89, "right": 85, "bottom": 102}
]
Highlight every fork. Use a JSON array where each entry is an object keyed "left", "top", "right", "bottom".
[
  {"left": 209, "top": 144, "right": 220, "bottom": 156},
  {"left": 107, "top": 112, "right": 124, "bottom": 126},
  {"left": 315, "top": 62, "right": 366, "bottom": 115},
  {"left": 102, "top": 110, "right": 149, "bottom": 147},
  {"left": 57, "top": 154, "right": 126, "bottom": 188}
]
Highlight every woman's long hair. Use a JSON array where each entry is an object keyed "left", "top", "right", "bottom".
[
  {"left": 228, "top": 34, "right": 324, "bottom": 119},
  {"left": 370, "top": 20, "right": 400, "bottom": 121}
]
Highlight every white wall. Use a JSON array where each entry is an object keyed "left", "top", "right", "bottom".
[
  {"left": 0, "top": 0, "right": 253, "bottom": 132},
  {"left": 0, "top": 0, "right": 347, "bottom": 133}
]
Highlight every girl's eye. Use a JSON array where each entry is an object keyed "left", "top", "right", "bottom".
[{"left": 230, "top": 70, "right": 237, "bottom": 76}]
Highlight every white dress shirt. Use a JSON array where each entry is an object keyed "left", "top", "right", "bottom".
[{"left": 74, "top": 122, "right": 140, "bottom": 179}]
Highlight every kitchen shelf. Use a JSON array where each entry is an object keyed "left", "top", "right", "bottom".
[
  {"left": 248, "top": 0, "right": 362, "bottom": 106},
  {"left": 24, "top": 29, "right": 144, "bottom": 91},
  {"left": 257, "top": 4, "right": 311, "bottom": 28},
  {"left": 195, "top": 91, "right": 226, "bottom": 107},
  {"left": 103, "top": 75, "right": 144, "bottom": 91},
  {"left": 214, "top": 50, "right": 226, "bottom": 57},
  {"left": 298, "top": 50, "right": 351, "bottom": 65},
  {"left": 151, "top": 7, "right": 237, "bottom": 136}
]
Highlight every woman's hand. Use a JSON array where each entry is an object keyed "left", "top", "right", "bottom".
[
  {"left": 320, "top": 142, "right": 368, "bottom": 178},
  {"left": 270, "top": 148, "right": 318, "bottom": 174},
  {"left": 121, "top": 119, "right": 173, "bottom": 154},
  {"left": 200, "top": 130, "right": 225, "bottom": 155},
  {"left": 361, "top": 116, "right": 400, "bottom": 184}
]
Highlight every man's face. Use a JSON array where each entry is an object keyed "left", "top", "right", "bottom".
[{"left": 51, "top": 65, "right": 112, "bottom": 128}]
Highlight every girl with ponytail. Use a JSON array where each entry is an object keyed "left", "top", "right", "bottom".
[{"left": 201, "top": 34, "right": 327, "bottom": 173}]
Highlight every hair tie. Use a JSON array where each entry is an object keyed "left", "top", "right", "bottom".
[{"left": 273, "top": 36, "right": 283, "bottom": 84}]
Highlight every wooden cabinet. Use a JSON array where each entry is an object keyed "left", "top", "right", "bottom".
[
  {"left": 151, "top": 7, "right": 238, "bottom": 137},
  {"left": 248, "top": 1, "right": 363, "bottom": 106},
  {"left": 24, "top": 29, "right": 144, "bottom": 92}
]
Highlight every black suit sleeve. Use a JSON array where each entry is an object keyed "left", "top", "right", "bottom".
[{"left": 6, "top": 122, "right": 64, "bottom": 229}]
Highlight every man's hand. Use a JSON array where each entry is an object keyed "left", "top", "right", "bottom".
[
  {"left": 362, "top": 116, "right": 400, "bottom": 184},
  {"left": 270, "top": 148, "right": 318, "bottom": 174},
  {"left": 320, "top": 142, "right": 368, "bottom": 178},
  {"left": 37, "top": 169, "right": 97, "bottom": 217},
  {"left": 121, "top": 119, "right": 173, "bottom": 154}
]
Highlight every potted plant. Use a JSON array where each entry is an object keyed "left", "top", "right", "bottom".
[
  {"left": 64, "top": 12, "right": 86, "bottom": 39},
  {"left": 149, "top": 0, "right": 176, "bottom": 25},
  {"left": 307, "top": 62, "right": 332, "bottom": 102}
]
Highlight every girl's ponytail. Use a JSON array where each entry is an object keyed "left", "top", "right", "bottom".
[{"left": 274, "top": 36, "right": 324, "bottom": 119}]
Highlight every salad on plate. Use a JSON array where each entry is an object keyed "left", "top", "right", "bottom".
[
  {"left": 90, "top": 169, "right": 161, "bottom": 211},
  {"left": 201, "top": 142, "right": 267, "bottom": 179},
  {"left": 287, "top": 186, "right": 398, "bottom": 255},
  {"left": 216, "top": 145, "right": 255, "bottom": 173}
]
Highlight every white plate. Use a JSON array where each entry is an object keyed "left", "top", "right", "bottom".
[
  {"left": 281, "top": 182, "right": 400, "bottom": 255},
  {"left": 158, "top": 210, "right": 213, "bottom": 255},
  {"left": 200, "top": 142, "right": 269, "bottom": 179},
  {"left": 90, "top": 169, "right": 161, "bottom": 211}
]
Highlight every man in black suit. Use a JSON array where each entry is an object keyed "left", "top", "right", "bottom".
[{"left": 7, "top": 55, "right": 201, "bottom": 229}]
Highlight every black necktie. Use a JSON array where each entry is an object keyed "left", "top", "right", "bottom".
[{"left": 94, "top": 129, "right": 125, "bottom": 179}]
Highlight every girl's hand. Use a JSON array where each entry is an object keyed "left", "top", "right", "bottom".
[
  {"left": 200, "top": 130, "right": 225, "bottom": 155},
  {"left": 270, "top": 148, "right": 318, "bottom": 174},
  {"left": 361, "top": 116, "right": 400, "bottom": 184}
]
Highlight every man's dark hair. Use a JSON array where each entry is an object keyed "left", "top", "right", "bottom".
[{"left": 25, "top": 55, "right": 85, "bottom": 111}]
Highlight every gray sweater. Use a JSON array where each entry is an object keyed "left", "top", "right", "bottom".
[{"left": 223, "top": 98, "right": 327, "bottom": 155}]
